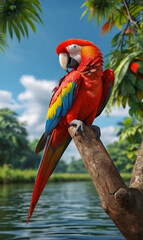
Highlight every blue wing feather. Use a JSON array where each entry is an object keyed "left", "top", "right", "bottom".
[
  {"left": 68, "top": 82, "right": 77, "bottom": 109},
  {"left": 61, "top": 93, "right": 68, "bottom": 116},
  {"left": 45, "top": 81, "right": 78, "bottom": 136}
]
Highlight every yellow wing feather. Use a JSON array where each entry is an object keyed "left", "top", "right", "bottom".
[{"left": 47, "top": 82, "right": 73, "bottom": 120}]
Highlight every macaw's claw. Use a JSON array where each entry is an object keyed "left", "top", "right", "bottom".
[
  {"left": 89, "top": 125, "right": 101, "bottom": 140},
  {"left": 70, "top": 120, "right": 84, "bottom": 136}
]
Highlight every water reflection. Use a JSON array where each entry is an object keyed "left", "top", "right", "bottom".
[{"left": 0, "top": 182, "right": 125, "bottom": 240}]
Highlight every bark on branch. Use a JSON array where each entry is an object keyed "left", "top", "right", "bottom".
[{"left": 68, "top": 124, "right": 143, "bottom": 240}]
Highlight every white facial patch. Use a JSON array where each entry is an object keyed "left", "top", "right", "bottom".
[{"left": 66, "top": 44, "right": 82, "bottom": 65}]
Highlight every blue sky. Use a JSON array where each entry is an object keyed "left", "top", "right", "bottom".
[{"left": 0, "top": 0, "right": 128, "bottom": 160}]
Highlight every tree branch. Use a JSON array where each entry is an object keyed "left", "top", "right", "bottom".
[
  {"left": 130, "top": 141, "right": 143, "bottom": 193},
  {"left": 123, "top": 0, "right": 133, "bottom": 23},
  {"left": 115, "top": 0, "right": 139, "bottom": 50},
  {"left": 68, "top": 124, "right": 143, "bottom": 240},
  {"left": 115, "top": 19, "right": 130, "bottom": 50}
]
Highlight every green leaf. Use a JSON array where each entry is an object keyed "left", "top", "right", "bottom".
[
  {"left": 1, "top": 18, "right": 7, "bottom": 34},
  {"left": 88, "top": 11, "right": 93, "bottom": 22},
  {"left": 124, "top": 117, "right": 131, "bottom": 127},
  {"left": 128, "top": 71, "right": 137, "bottom": 85},
  {"left": 0, "top": 33, "right": 8, "bottom": 47},
  {"left": 81, "top": 1, "right": 88, "bottom": 8},
  {"left": 117, "top": 95, "right": 122, "bottom": 107},
  {"left": 119, "top": 63, "right": 130, "bottom": 83},
  {"left": 127, "top": 82, "right": 136, "bottom": 95},
  {"left": 12, "top": 14, "right": 25, "bottom": 37},
  {"left": 115, "top": 50, "right": 143, "bottom": 85},
  {"left": 20, "top": 18, "right": 29, "bottom": 37},
  {"left": 140, "top": 21, "right": 143, "bottom": 29},
  {"left": 25, "top": 18, "right": 36, "bottom": 33},
  {"left": 120, "top": 81, "right": 128, "bottom": 97},
  {"left": 24, "top": 10, "right": 40, "bottom": 23},
  {"left": 111, "top": 32, "right": 121, "bottom": 45},
  {"left": 114, "top": 14, "right": 123, "bottom": 29},
  {"left": 136, "top": 78, "right": 143, "bottom": 90},
  {"left": 8, "top": 20, "right": 13, "bottom": 39},
  {"left": 134, "top": 131, "right": 142, "bottom": 143},
  {"left": 121, "top": 96, "right": 127, "bottom": 108},
  {"left": 0, "top": 46, "right": 5, "bottom": 54},
  {"left": 11, "top": 20, "right": 21, "bottom": 42},
  {"left": 32, "top": 0, "right": 43, "bottom": 13},
  {"left": 115, "top": 56, "right": 130, "bottom": 82},
  {"left": 130, "top": 94, "right": 138, "bottom": 103},
  {"left": 80, "top": 8, "right": 88, "bottom": 19}
]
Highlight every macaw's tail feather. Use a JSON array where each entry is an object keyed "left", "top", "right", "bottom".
[
  {"left": 27, "top": 130, "right": 71, "bottom": 223},
  {"left": 35, "top": 132, "right": 47, "bottom": 154}
]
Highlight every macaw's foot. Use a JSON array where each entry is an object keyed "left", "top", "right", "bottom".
[
  {"left": 89, "top": 125, "right": 101, "bottom": 140},
  {"left": 70, "top": 120, "right": 84, "bottom": 136}
]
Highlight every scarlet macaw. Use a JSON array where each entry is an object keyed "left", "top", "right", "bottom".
[{"left": 27, "top": 39, "right": 114, "bottom": 223}]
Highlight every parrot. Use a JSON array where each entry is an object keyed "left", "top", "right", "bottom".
[{"left": 27, "top": 39, "right": 114, "bottom": 223}]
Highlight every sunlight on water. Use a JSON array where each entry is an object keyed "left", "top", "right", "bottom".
[{"left": 0, "top": 182, "right": 125, "bottom": 240}]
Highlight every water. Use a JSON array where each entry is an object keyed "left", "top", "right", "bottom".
[{"left": 0, "top": 182, "right": 124, "bottom": 240}]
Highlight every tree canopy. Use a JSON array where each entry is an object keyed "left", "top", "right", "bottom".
[
  {"left": 0, "top": 0, "right": 42, "bottom": 52},
  {"left": 0, "top": 108, "right": 29, "bottom": 166},
  {"left": 0, "top": 108, "right": 41, "bottom": 168}
]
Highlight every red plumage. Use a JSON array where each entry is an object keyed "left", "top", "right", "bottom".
[{"left": 56, "top": 39, "right": 95, "bottom": 55}]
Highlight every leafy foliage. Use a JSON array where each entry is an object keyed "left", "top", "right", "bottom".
[
  {"left": 0, "top": 33, "right": 8, "bottom": 53},
  {"left": 116, "top": 117, "right": 143, "bottom": 162},
  {"left": 55, "top": 157, "right": 87, "bottom": 174},
  {"left": 107, "top": 140, "right": 133, "bottom": 173},
  {"left": 0, "top": 0, "right": 42, "bottom": 51},
  {"left": 67, "top": 157, "right": 87, "bottom": 173},
  {"left": 0, "top": 108, "right": 40, "bottom": 168},
  {"left": 81, "top": 0, "right": 120, "bottom": 25},
  {"left": 0, "top": 108, "right": 29, "bottom": 166},
  {"left": 81, "top": 0, "right": 143, "bottom": 34},
  {"left": 108, "top": 34, "right": 143, "bottom": 117},
  {"left": 82, "top": 0, "right": 143, "bottom": 163},
  {"left": 82, "top": 1, "right": 143, "bottom": 119},
  {"left": 54, "top": 160, "right": 68, "bottom": 173}
]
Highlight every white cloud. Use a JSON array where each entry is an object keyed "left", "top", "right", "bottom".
[
  {"left": 101, "top": 126, "right": 118, "bottom": 146},
  {"left": 0, "top": 90, "right": 20, "bottom": 110},
  {"left": 18, "top": 75, "right": 56, "bottom": 139},
  {"left": 0, "top": 75, "right": 56, "bottom": 139},
  {"left": 102, "top": 105, "right": 129, "bottom": 117},
  {"left": 62, "top": 140, "right": 81, "bottom": 162}
]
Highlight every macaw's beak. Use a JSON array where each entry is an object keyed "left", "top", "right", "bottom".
[{"left": 59, "top": 53, "right": 79, "bottom": 72}]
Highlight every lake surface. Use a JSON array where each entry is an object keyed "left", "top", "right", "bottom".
[{"left": 0, "top": 182, "right": 125, "bottom": 240}]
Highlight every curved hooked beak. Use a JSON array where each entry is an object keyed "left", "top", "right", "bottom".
[{"left": 59, "top": 53, "right": 79, "bottom": 73}]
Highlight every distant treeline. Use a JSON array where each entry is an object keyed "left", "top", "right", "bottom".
[
  {"left": 0, "top": 166, "right": 131, "bottom": 184},
  {"left": 0, "top": 108, "right": 133, "bottom": 174}
]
